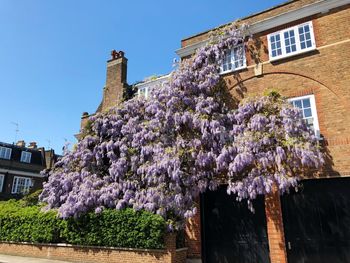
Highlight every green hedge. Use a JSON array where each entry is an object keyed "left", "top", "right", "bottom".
[{"left": 0, "top": 200, "right": 166, "bottom": 249}]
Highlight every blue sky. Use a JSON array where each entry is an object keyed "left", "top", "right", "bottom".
[{"left": 0, "top": 0, "right": 285, "bottom": 154}]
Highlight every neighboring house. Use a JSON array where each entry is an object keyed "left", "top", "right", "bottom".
[
  {"left": 135, "top": 74, "right": 170, "bottom": 99},
  {"left": 79, "top": 1, "right": 350, "bottom": 263},
  {"left": 0, "top": 141, "right": 58, "bottom": 200}
]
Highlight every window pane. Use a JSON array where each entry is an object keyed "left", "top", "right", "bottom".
[
  {"left": 138, "top": 87, "right": 150, "bottom": 99},
  {"left": 13, "top": 177, "right": 31, "bottom": 194},
  {"left": 270, "top": 34, "right": 282, "bottom": 57},
  {"left": 299, "top": 24, "right": 313, "bottom": 50},
  {"left": 221, "top": 46, "right": 245, "bottom": 72},
  {"left": 221, "top": 50, "right": 232, "bottom": 72},
  {"left": 302, "top": 98, "right": 311, "bottom": 108},
  {"left": 21, "top": 152, "right": 31, "bottom": 163},
  {"left": 306, "top": 40, "right": 312, "bottom": 48},
  {"left": 0, "top": 147, "right": 11, "bottom": 160},
  {"left": 291, "top": 97, "right": 316, "bottom": 132},
  {"left": 0, "top": 175, "right": 4, "bottom": 192},
  {"left": 232, "top": 46, "right": 244, "bottom": 69},
  {"left": 12, "top": 178, "right": 17, "bottom": 193},
  {"left": 284, "top": 29, "right": 297, "bottom": 54},
  {"left": 294, "top": 100, "right": 302, "bottom": 108},
  {"left": 305, "top": 118, "right": 314, "bottom": 127},
  {"left": 304, "top": 108, "right": 312, "bottom": 118}
]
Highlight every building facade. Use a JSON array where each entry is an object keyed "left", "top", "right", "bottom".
[
  {"left": 0, "top": 141, "right": 57, "bottom": 200},
  {"left": 79, "top": 1, "right": 350, "bottom": 262},
  {"left": 176, "top": 1, "right": 350, "bottom": 263}
]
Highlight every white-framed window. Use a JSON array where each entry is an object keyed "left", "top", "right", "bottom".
[
  {"left": 268, "top": 21, "right": 316, "bottom": 61},
  {"left": 220, "top": 45, "right": 246, "bottom": 74},
  {"left": 0, "top": 147, "right": 12, "bottom": 160},
  {"left": 289, "top": 94, "right": 320, "bottom": 138},
  {"left": 11, "top": 176, "right": 33, "bottom": 194},
  {"left": 138, "top": 86, "right": 149, "bottom": 99},
  {"left": 0, "top": 174, "right": 4, "bottom": 192},
  {"left": 20, "top": 151, "right": 32, "bottom": 163}
]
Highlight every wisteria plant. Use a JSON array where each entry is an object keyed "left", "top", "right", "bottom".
[{"left": 40, "top": 24, "right": 324, "bottom": 229}]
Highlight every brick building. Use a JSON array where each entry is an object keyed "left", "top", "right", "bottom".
[
  {"left": 0, "top": 140, "right": 58, "bottom": 200},
  {"left": 176, "top": 1, "right": 350, "bottom": 263},
  {"left": 79, "top": 1, "right": 350, "bottom": 263}
]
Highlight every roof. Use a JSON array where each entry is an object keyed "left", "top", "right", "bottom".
[
  {"left": 177, "top": 0, "right": 350, "bottom": 57},
  {"left": 134, "top": 74, "right": 171, "bottom": 89},
  {"left": 0, "top": 141, "right": 45, "bottom": 167},
  {"left": 181, "top": 0, "right": 295, "bottom": 42}
]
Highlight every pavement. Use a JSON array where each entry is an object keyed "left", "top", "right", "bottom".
[{"left": 0, "top": 254, "right": 73, "bottom": 263}]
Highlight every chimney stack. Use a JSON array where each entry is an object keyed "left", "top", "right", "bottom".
[
  {"left": 78, "top": 50, "right": 129, "bottom": 139},
  {"left": 16, "top": 140, "right": 25, "bottom": 148},
  {"left": 100, "top": 50, "right": 128, "bottom": 112},
  {"left": 28, "top": 142, "right": 37, "bottom": 149}
]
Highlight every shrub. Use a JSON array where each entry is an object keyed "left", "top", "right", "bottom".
[
  {"left": 61, "top": 208, "right": 166, "bottom": 248},
  {"left": 20, "top": 189, "right": 43, "bottom": 207},
  {"left": 0, "top": 200, "right": 61, "bottom": 243},
  {"left": 0, "top": 201, "right": 166, "bottom": 249}
]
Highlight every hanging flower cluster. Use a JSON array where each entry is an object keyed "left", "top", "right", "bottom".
[
  {"left": 218, "top": 93, "right": 323, "bottom": 211},
  {"left": 40, "top": 24, "right": 324, "bottom": 228}
]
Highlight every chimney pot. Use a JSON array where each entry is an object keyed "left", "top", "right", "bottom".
[
  {"left": 16, "top": 140, "right": 26, "bottom": 148},
  {"left": 110, "top": 50, "right": 125, "bottom": 60},
  {"left": 28, "top": 142, "right": 37, "bottom": 149}
]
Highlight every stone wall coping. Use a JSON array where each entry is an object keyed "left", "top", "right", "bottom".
[
  {"left": 176, "top": 247, "right": 188, "bottom": 252},
  {"left": 0, "top": 241, "right": 169, "bottom": 253}
]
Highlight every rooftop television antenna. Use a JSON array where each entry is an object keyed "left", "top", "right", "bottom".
[
  {"left": 62, "top": 138, "right": 71, "bottom": 155},
  {"left": 11, "top": 122, "right": 19, "bottom": 143},
  {"left": 46, "top": 139, "right": 51, "bottom": 150}
]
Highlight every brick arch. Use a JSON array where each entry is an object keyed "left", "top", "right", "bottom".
[{"left": 226, "top": 71, "right": 349, "bottom": 112}]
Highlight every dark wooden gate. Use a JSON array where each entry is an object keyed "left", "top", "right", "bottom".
[
  {"left": 201, "top": 186, "right": 270, "bottom": 263},
  {"left": 281, "top": 178, "right": 350, "bottom": 263}
]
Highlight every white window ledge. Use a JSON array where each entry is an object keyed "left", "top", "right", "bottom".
[
  {"left": 219, "top": 66, "right": 248, "bottom": 75},
  {"left": 269, "top": 46, "right": 317, "bottom": 62}
]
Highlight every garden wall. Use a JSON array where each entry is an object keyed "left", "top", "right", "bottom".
[{"left": 0, "top": 234, "right": 187, "bottom": 263}]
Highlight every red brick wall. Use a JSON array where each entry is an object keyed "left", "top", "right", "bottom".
[
  {"left": 185, "top": 200, "right": 201, "bottom": 258},
  {"left": 265, "top": 189, "right": 288, "bottom": 263},
  {"left": 0, "top": 234, "right": 187, "bottom": 263}
]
